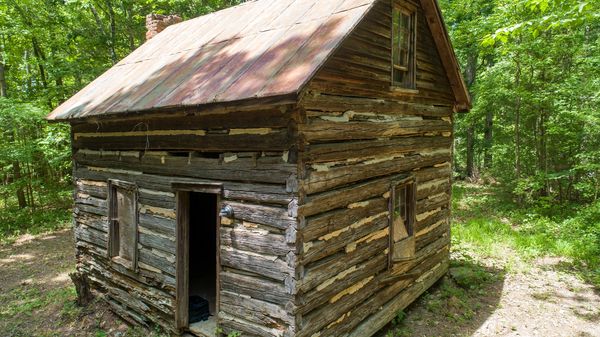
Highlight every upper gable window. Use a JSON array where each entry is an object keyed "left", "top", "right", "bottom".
[{"left": 392, "top": 4, "right": 417, "bottom": 89}]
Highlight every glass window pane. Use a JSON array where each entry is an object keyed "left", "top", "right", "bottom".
[
  {"left": 393, "top": 185, "right": 409, "bottom": 242},
  {"left": 393, "top": 10, "right": 401, "bottom": 66}
]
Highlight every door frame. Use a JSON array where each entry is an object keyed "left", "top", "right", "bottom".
[{"left": 173, "top": 182, "right": 223, "bottom": 332}]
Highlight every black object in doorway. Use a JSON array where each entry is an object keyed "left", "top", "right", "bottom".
[{"left": 189, "top": 296, "right": 210, "bottom": 323}]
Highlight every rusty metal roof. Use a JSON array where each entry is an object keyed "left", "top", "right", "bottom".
[{"left": 48, "top": 0, "right": 377, "bottom": 121}]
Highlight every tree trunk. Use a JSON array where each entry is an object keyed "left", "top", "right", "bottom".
[
  {"left": 105, "top": 0, "right": 118, "bottom": 64},
  {"left": 13, "top": 161, "right": 27, "bottom": 209},
  {"left": 514, "top": 60, "right": 522, "bottom": 180},
  {"left": 538, "top": 108, "right": 548, "bottom": 197},
  {"left": 484, "top": 110, "right": 493, "bottom": 169},
  {"left": 464, "top": 49, "right": 478, "bottom": 180},
  {"left": 121, "top": 0, "right": 136, "bottom": 51},
  {"left": 0, "top": 62, "right": 7, "bottom": 98},
  {"left": 466, "top": 125, "right": 475, "bottom": 179}
]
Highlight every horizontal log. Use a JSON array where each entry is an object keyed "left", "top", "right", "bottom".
[
  {"left": 416, "top": 177, "right": 451, "bottom": 199},
  {"left": 74, "top": 224, "right": 107, "bottom": 249},
  {"left": 417, "top": 193, "right": 450, "bottom": 213},
  {"left": 74, "top": 203, "right": 107, "bottom": 217},
  {"left": 139, "top": 213, "right": 175, "bottom": 237},
  {"left": 221, "top": 225, "right": 293, "bottom": 257},
  {"left": 74, "top": 150, "right": 295, "bottom": 185},
  {"left": 300, "top": 93, "right": 453, "bottom": 117},
  {"left": 303, "top": 198, "right": 388, "bottom": 242},
  {"left": 299, "top": 118, "right": 451, "bottom": 142},
  {"left": 303, "top": 153, "right": 451, "bottom": 194},
  {"left": 71, "top": 108, "right": 291, "bottom": 133},
  {"left": 220, "top": 312, "right": 283, "bottom": 337},
  {"left": 74, "top": 128, "right": 292, "bottom": 152},
  {"left": 299, "top": 177, "right": 390, "bottom": 217},
  {"left": 303, "top": 136, "right": 451, "bottom": 163},
  {"left": 75, "top": 212, "right": 108, "bottom": 233},
  {"left": 299, "top": 234, "right": 388, "bottom": 294},
  {"left": 223, "top": 201, "right": 296, "bottom": 231},
  {"left": 346, "top": 260, "right": 449, "bottom": 337},
  {"left": 220, "top": 290, "right": 293, "bottom": 326},
  {"left": 298, "top": 251, "right": 387, "bottom": 315},
  {"left": 346, "top": 261, "right": 448, "bottom": 337},
  {"left": 75, "top": 167, "right": 293, "bottom": 205},
  {"left": 76, "top": 179, "right": 108, "bottom": 199},
  {"left": 415, "top": 208, "right": 450, "bottom": 233},
  {"left": 220, "top": 247, "right": 292, "bottom": 282},
  {"left": 302, "top": 216, "right": 388, "bottom": 265},
  {"left": 220, "top": 271, "right": 293, "bottom": 306},
  {"left": 139, "top": 230, "right": 176, "bottom": 255},
  {"left": 138, "top": 247, "right": 176, "bottom": 276}
]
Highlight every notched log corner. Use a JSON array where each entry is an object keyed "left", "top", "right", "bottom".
[{"left": 70, "top": 271, "right": 94, "bottom": 306}]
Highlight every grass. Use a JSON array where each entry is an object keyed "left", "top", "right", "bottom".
[
  {"left": 384, "top": 181, "right": 599, "bottom": 337},
  {"left": 452, "top": 182, "right": 600, "bottom": 286},
  {"left": 0, "top": 187, "right": 71, "bottom": 244}
]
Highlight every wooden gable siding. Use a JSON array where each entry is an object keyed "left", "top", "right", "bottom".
[
  {"left": 294, "top": 0, "right": 453, "bottom": 336},
  {"left": 71, "top": 105, "right": 301, "bottom": 335},
  {"left": 305, "top": 0, "right": 454, "bottom": 104}
]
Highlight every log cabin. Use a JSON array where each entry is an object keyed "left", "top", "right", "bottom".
[{"left": 47, "top": 0, "right": 471, "bottom": 336}]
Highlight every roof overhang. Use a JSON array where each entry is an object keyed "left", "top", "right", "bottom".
[{"left": 419, "top": 0, "right": 471, "bottom": 112}]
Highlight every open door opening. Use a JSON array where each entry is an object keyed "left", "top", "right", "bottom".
[
  {"left": 188, "top": 192, "right": 217, "bottom": 335},
  {"left": 175, "top": 186, "right": 221, "bottom": 337}
]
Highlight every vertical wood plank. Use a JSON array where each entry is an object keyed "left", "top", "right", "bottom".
[{"left": 175, "top": 191, "right": 190, "bottom": 331}]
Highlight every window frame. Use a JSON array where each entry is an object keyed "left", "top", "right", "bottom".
[
  {"left": 391, "top": 2, "right": 418, "bottom": 90},
  {"left": 107, "top": 179, "right": 139, "bottom": 271},
  {"left": 388, "top": 176, "right": 417, "bottom": 267}
]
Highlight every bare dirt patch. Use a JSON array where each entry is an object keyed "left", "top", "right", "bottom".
[
  {"left": 2, "top": 229, "right": 598, "bottom": 337},
  {"left": 379, "top": 253, "right": 600, "bottom": 337},
  {"left": 0, "top": 229, "right": 136, "bottom": 337}
]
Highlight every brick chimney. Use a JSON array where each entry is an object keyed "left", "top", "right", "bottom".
[{"left": 146, "top": 14, "right": 182, "bottom": 40}]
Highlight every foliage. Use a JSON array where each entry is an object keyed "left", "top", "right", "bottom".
[
  {"left": 442, "top": 0, "right": 600, "bottom": 206},
  {"left": 0, "top": 0, "right": 244, "bottom": 238},
  {"left": 453, "top": 183, "right": 600, "bottom": 287},
  {"left": 385, "top": 310, "right": 410, "bottom": 337}
]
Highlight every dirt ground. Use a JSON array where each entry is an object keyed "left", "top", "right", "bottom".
[
  {"left": 0, "top": 230, "right": 131, "bottom": 337},
  {"left": 380, "top": 253, "right": 600, "bottom": 337},
  {"left": 1, "top": 230, "right": 599, "bottom": 337}
]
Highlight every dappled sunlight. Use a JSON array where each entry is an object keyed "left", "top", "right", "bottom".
[
  {"left": 0, "top": 230, "right": 74, "bottom": 291},
  {"left": 0, "top": 253, "right": 35, "bottom": 264},
  {"left": 13, "top": 234, "right": 36, "bottom": 246},
  {"left": 50, "top": 272, "right": 71, "bottom": 284}
]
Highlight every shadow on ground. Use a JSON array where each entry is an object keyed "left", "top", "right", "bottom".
[
  {"left": 376, "top": 253, "right": 506, "bottom": 337},
  {"left": 0, "top": 230, "right": 133, "bottom": 337}
]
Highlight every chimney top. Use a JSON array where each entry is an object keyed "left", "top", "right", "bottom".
[{"left": 146, "top": 14, "right": 182, "bottom": 40}]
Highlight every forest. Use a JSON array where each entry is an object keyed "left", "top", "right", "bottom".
[{"left": 0, "top": 0, "right": 598, "bottom": 335}]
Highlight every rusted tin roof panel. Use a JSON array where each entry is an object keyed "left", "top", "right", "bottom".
[{"left": 48, "top": 0, "right": 377, "bottom": 121}]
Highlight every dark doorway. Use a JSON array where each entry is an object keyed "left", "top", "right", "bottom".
[
  {"left": 188, "top": 192, "right": 217, "bottom": 322},
  {"left": 174, "top": 184, "right": 221, "bottom": 334},
  {"left": 187, "top": 192, "right": 218, "bottom": 335}
]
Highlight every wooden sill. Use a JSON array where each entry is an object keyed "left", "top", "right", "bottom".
[
  {"left": 390, "top": 86, "right": 419, "bottom": 95},
  {"left": 111, "top": 256, "right": 134, "bottom": 270}
]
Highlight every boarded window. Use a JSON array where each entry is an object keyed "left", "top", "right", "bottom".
[
  {"left": 390, "top": 178, "right": 416, "bottom": 263},
  {"left": 108, "top": 180, "right": 138, "bottom": 270},
  {"left": 392, "top": 5, "right": 417, "bottom": 88}
]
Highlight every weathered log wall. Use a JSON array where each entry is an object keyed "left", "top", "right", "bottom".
[
  {"left": 293, "top": 0, "right": 455, "bottom": 336},
  {"left": 71, "top": 105, "right": 301, "bottom": 336}
]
